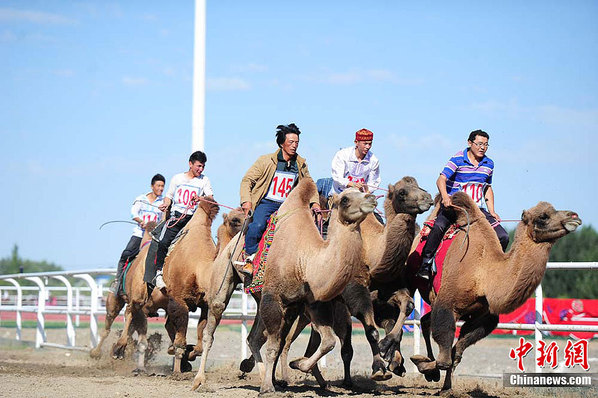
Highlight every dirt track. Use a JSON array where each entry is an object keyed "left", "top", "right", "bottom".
[{"left": 1, "top": 324, "right": 596, "bottom": 397}]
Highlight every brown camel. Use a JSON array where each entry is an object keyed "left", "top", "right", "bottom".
[
  {"left": 89, "top": 220, "right": 167, "bottom": 372},
  {"left": 257, "top": 179, "right": 377, "bottom": 393},
  {"left": 408, "top": 192, "right": 581, "bottom": 390},
  {"left": 277, "top": 176, "right": 433, "bottom": 387},
  {"left": 215, "top": 207, "right": 245, "bottom": 255}
]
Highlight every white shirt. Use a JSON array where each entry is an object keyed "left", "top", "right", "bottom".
[
  {"left": 331, "top": 146, "right": 381, "bottom": 194},
  {"left": 130, "top": 193, "right": 165, "bottom": 238},
  {"left": 166, "top": 172, "right": 214, "bottom": 215}
]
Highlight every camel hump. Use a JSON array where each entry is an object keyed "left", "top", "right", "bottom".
[{"left": 289, "top": 177, "right": 317, "bottom": 207}]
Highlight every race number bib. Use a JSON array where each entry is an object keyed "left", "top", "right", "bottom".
[
  {"left": 174, "top": 185, "right": 200, "bottom": 207},
  {"left": 142, "top": 212, "right": 159, "bottom": 224},
  {"left": 265, "top": 171, "right": 297, "bottom": 203},
  {"left": 462, "top": 182, "right": 486, "bottom": 207},
  {"left": 348, "top": 175, "right": 365, "bottom": 185}
]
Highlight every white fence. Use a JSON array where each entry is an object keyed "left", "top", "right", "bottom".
[{"left": 1, "top": 263, "right": 597, "bottom": 373}]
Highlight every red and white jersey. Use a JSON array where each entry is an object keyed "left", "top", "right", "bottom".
[
  {"left": 331, "top": 146, "right": 381, "bottom": 195},
  {"left": 130, "top": 193, "right": 165, "bottom": 237},
  {"left": 166, "top": 173, "right": 214, "bottom": 215}
]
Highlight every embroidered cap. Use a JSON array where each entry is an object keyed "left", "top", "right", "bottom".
[{"left": 355, "top": 128, "right": 374, "bottom": 141}]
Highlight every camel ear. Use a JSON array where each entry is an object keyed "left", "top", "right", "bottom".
[
  {"left": 223, "top": 213, "right": 229, "bottom": 223},
  {"left": 331, "top": 193, "right": 339, "bottom": 209},
  {"left": 388, "top": 184, "right": 394, "bottom": 193},
  {"left": 521, "top": 210, "right": 529, "bottom": 224}
]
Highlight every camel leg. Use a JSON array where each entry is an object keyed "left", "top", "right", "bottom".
[
  {"left": 431, "top": 302, "right": 456, "bottom": 370},
  {"left": 192, "top": 273, "right": 238, "bottom": 390},
  {"left": 242, "top": 304, "right": 267, "bottom": 378},
  {"left": 278, "top": 311, "right": 310, "bottom": 386},
  {"left": 288, "top": 301, "right": 336, "bottom": 374},
  {"left": 188, "top": 304, "right": 208, "bottom": 362},
  {"left": 299, "top": 326, "right": 329, "bottom": 389},
  {"left": 258, "top": 293, "right": 290, "bottom": 394},
  {"left": 167, "top": 298, "right": 190, "bottom": 374},
  {"left": 441, "top": 312, "right": 499, "bottom": 391},
  {"left": 90, "top": 293, "right": 125, "bottom": 359},
  {"left": 132, "top": 307, "right": 148, "bottom": 372},
  {"left": 410, "top": 311, "right": 441, "bottom": 382},
  {"left": 344, "top": 282, "right": 392, "bottom": 381},
  {"left": 378, "top": 289, "right": 413, "bottom": 377},
  {"left": 112, "top": 304, "right": 135, "bottom": 359}
]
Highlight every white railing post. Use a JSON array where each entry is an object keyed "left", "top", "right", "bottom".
[
  {"left": 5, "top": 278, "right": 23, "bottom": 341},
  {"left": 74, "top": 274, "right": 99, "bottom": 347},
  {"left": 413, "top": 289, "right": 422, "bottom": 371},
  {"left": 241, "top": 291, "right": 248, "bottom": 360},
  {"left": 535, "top": 283, "right": 543, "bottom": 373},
  {"left": 53, "top": 275, "right": 75, "bottom": 347},
  {"left": 75, "top": 287, "right": 80, "bottom": 327},
  {"left": 25, "top": 276, "right": 46, "bottom": 348}
]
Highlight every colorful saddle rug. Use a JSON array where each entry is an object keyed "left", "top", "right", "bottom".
[
  {"left": 244, "top": 211, "right": 280, "bottom": 294},
  {"left": 406, "top": 220, "right": 463, "bottom": 295}
]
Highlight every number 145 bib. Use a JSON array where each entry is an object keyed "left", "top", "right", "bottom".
[{"left": 266, "top": 171, "right": 297, "bottom": 203}]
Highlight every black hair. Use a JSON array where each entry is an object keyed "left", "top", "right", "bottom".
[
  {"left": 151, "top": 173, "right": 165, "bottom": 185},
  {"left": 189, "top": 150, "right": 207, "bottom": 164},
  {"left": 275, "top": 123, "right": 301, "bottom": 148},
  {"left": 468, "top": 129, "right": 489, "bottom": 142}
]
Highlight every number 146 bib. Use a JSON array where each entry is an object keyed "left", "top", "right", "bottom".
[{"left": 266, "top": 170, "right": 297, "bottom": 203}]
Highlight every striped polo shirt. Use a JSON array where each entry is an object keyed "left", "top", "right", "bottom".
[{"left": 441, "top": 148, "right": 494, "bottom": 208}]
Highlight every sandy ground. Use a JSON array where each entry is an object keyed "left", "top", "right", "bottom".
[{"left": 1, "top": 323, "right": 597, "bottom": 398}]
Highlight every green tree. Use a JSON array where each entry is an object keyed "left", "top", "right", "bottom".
[
  {"left": 0, "top": 245, "right": 63, "bottom": 276},
  {"left": 507, "top": 225, "right": 598, "bottom": 298}
]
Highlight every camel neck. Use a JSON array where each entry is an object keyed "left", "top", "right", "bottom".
[{"left": 487, "top": 223, "right": 552, "bottom": 314}]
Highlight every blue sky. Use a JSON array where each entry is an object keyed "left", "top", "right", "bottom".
[{"left": 2, "top": 1, "right": 597, "bottom": 271}]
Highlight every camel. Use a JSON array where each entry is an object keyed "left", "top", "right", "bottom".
[
  {"left": 89, "top": 220, "right": 167, "bottom": 371},
  {"left": 272, "top": 176, "right": 433, "bottom": 387},
  {"left": 90, "top": 202, "right": 245, "bottom": 373},
  {"left": 407, "top": 192, "right": 581, "bottom": 390},
  {"left": 215, "top": 207, "right": 245, "bottom": 255}
]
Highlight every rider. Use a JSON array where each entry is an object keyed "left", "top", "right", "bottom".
[
  {"left": 110, "top": 173, "right": 165, "bottom": 295},
  {"left": 331, "top": 128, "right": 381, "bottom": 195},
  {"left": 331, "top": 128, "right": 382, "bottom": 223},
  {"left": 144, "top": 151, "right": 213, "bottom": 289},
  {"left": 416, "top": 129, "right": 509, "bottom": 280},
  {"left": 239, "top": 123, "right": 320, "bottom": 277}
]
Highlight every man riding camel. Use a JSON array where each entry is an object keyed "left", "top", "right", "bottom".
[
  {"left": 144, "top": 150, "right": 213, "bottom": 289},
  {"left": 239, "top": 123, "right": 320, "bottom": 279},
  {"left": 416, "top": 129, "right": 509, "bottom": 280},
  {"left": 331, "top": 128, "right": 381, "bottom": 195},
  {"left": 110, "top": 173, "right": 165, "bottom": 295}
]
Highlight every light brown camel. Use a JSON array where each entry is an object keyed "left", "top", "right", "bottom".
[
  {"left": 257, "top": 179, "right": 377, "bottom": 393},
  {"left": 408, "top": 192, "right": 581, "bottom": 390},
  {"left": 276, "top": 176, "right": 433, "bottom": 387},
  {"left": 215, "top": 207, "right": 245, "bottom": 255},
  {"left": 89, "top": 220, "right": 167, "bottom": 372}
]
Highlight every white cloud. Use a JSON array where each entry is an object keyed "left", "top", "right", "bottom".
[
  {"left": 231, "top": 63, "right": 268, "bottom": 73},
  {"left": 122, "top": 76, "right": 148, "bottom": 86},
  {"left": 0, "top": 8, "right": 76, "bottom": 25},
  {"left": 207, "top": 77, "right": 250, "bottom": 91}
]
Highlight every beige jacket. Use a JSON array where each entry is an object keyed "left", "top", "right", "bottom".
[{"left": 240, "top": 150, "right": 319, "bottom": 209}]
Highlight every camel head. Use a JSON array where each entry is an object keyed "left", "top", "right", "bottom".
[
  {"left": 195, "top": 196, "right": 220, "bottom": 223},
  {"left": 521, "top": 202, "right": 581, "bottom": 243},
  {"left": 332, "top": 188, "right": 377, "bottom": 226},
  {"left": 387, "top": 176, "right": 434, "bottom": 216},
  {"left": 222, "top": 207, "right": 246, "bottom": 237}
]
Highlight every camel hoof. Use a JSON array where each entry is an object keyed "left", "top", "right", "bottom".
[
  {"left": 167, "top": 345, "right": 175, "bottom": 356},
  {"left": 111, "top": 344, "right": 126, "bottom": 360},
  {"left": 371, "top": 369, "right": 392, "bottom": 381},
  {"left": 183, "top": 345, "right": 199, "bottom": 362},
  {"left": 191, "top": 375, "right": 205, "bottom": 391},
  {"left": 132, "top": 367, "right": 147, "bottom": 375},
  {"left": 289, "top": 357, "right": 310, "bottom": 373},
  {"left": 436, "top": 360, "right": 451, "bottom": 371},
  {"left": 239, "top": 357, "right": 255, "bottom": 373},
  {"left": 341, "top": 378, "right": 353, "bottom": 389},
  {"left": 425, "top": 369, "right": 441, "bottom": 382},
  {"left": 258, "top": 386, "right": 276, "bottom": 395},
  {"left": 89, "top": 348, "right": 102, "bottom": 359},
  {"left": 410, "top": 355, "right": 438, "bottom": 374},
  {"left": 389, "top": 361, "right": 406, "bottom": 377}
]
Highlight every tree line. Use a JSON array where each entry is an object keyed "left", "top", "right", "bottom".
[{"left": 1, "top": 224, "right": 597, "bottom": 297}]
